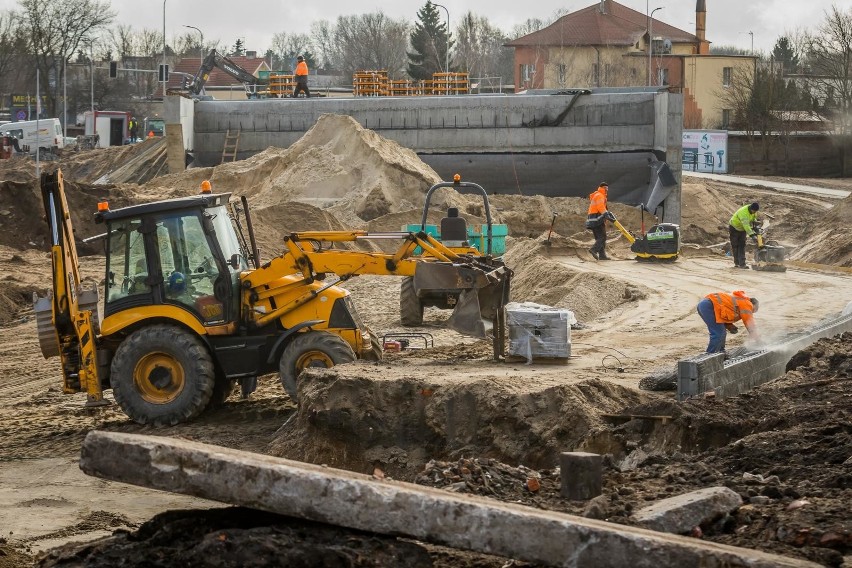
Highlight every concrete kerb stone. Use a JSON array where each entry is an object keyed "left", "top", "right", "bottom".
[
  {"left": 632, "top": 487, "right": 743, "bottom": 534},
  {"left": 79, "top": 431, "right": 819, "bottom": 568},
  {"left": 678, "top": 311, "right": 852, "bottom": 401}
]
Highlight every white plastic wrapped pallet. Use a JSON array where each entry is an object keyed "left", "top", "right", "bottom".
[{"left": 506, "top": 302, "right": 575, "bottom": 363}]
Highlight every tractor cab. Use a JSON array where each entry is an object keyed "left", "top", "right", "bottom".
[{"left": 96, "top": 193, "right": 249, "bottom": 328}]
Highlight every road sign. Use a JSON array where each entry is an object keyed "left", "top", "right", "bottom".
[{"left": 15, "top": 110, "right": 27, "bottom": 121}]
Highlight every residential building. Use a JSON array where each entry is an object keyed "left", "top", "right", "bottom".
[{"left": 505, "top": 0, "right": 756, "bottom": 128}]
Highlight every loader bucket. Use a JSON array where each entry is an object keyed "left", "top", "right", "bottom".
[
  {"left": 413, "top": 263, "right": 510, "bottom": 339},
  {"left": 447, "top": 289, "right": 488, "bottom": 337}
]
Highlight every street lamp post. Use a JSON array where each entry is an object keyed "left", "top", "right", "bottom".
[
  {"left": 90, "top": 41, "right": 94, "bottom": 116},
  {"left": 648, "top": 7, "right": 664, "bottom": 86},
  {"left": 749, "top": 31, "right": 754, "bottom": 55},
  {"left": 162, "top": 0, "right": 167, "bottom": 99},
  {"left": 433, "top": 3, "right": 450, "bottom": 74},
  {"left": 184, "top": 25, "right": 203, "bottom": 62}
]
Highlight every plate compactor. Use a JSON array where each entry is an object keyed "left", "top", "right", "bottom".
[
  {"left": 752, "top": 222, "right": 787, "bottom": 272},
  {"left": 605, "top": 211, "right": 680, "bottom": 261}
]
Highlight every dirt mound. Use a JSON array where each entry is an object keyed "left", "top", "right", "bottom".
[
  {"left": 789, "top": 194, "right": 852, "bottom": 267},
  {"left": 268, "top": 367, "right": 647, "bottom": 477},
  {"left": 0, "top": 281, "right": 43, "bottom": 326},
  {"left": 679, "top": 180, "right": 741, "bottom": 246},
  {"left": 37, "top": 507, "right": 525, "bottom": 568},
  {"left": 0, "top": 174, "right": 124, "bottom": 252},
  {"left": 141, "top": 114, "right": 452, "bottom": 226},
  {"left": 58, "top": 139, "right": 164, "bottom": 183},
  {"left": 503, "top": 239, "right": 649, "bottom": 322}
]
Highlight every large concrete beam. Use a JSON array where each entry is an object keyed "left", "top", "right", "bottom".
[
  {"left": 80, "top": 431, "right": 817, "bottom": 568},
  {"left": 678, "top": 311, "right": 852, "bottom": 400}
]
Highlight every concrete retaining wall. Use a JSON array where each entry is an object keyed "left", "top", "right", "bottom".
[
  {"left": 180, "top": 88, "right": 683, "bottom": 223},
  {"left": 677, "top": 312, "right": 852, "bottom": 401}
]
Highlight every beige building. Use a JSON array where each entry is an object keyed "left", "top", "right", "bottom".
[{"left": 506, "top": 0, "right": 756, "bottom": 128}]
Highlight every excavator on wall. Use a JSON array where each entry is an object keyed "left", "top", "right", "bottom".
[
  {"left": 178, "top": 49, "right": 267, "bottom": 98},
  {"left": 35, "top": 170, "right": 510, "bottom": 425}
]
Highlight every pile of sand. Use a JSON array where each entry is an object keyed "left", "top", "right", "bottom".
[
  {"left": 503, "top": 239, "right": 649, "bottom": 322},
  {"left": 142, "top": 114, "right": 461, "bottom": 227},
  {"left": 788, "top": 193, "right": 852, "bottom": 267}
]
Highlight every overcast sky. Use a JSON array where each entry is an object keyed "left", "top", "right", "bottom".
[{"left": 0, "top": 0, "right": 843, "bottom": 54}]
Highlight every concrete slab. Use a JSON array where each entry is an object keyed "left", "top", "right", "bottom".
[
  {"left": 80, "top": 431, "right": 819, "bottom": 568},
  {"left": 682, "top": 171, "right": 850, "bottom": 199},
  {"left": 633, "top": 487, "right": 743, "bottom": 534}
]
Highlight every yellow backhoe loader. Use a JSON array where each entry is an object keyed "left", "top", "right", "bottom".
[{"left": 35, "top": 170, "right": 511, "bottom": 425}]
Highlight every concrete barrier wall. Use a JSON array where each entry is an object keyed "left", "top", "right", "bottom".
[{"left": 187, "top": 89, "right": 683, "bottom": 223}]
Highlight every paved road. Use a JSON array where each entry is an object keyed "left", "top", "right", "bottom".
[{"left": 683, "top": 171, "right": 850, "bottom": 199}]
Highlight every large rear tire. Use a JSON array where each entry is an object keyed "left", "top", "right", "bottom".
[
  {"left": 110, "top": 325, "right": 215, "bottom": 426},
  {"left": 278, "top": 331, "right": 355, "bottom": 403},
  {"left": 399, "top": 276, "right": 423, "bottom": 326}
]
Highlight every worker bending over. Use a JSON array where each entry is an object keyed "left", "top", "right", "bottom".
[
  {"left": 729, "top": 202, "right": 759, "bottom": 269},
  {"left": 696, "top": 290, "right": 759, "bottom": 354}
]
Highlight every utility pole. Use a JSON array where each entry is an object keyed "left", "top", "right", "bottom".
[
  {"left": 162, "top": 0, "right": 167, "bottom": 100},
  {"left": 749, "top": 31, "right": 754, "bottom": 55},
  {"left": 433, "top": 3, "right": 450, "bottom": 74}
]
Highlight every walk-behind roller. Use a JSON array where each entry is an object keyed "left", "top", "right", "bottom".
[{"left": 605, "top": 211, "right": 680, "bottom": 261}]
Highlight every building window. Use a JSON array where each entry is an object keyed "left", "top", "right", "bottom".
[
  {"left": 723, "top": 67, "right": 732, "bottom": 87},
  {"left": 658, "top": 68, "right": 669, "bottom": 86},
  {"left": 722, "top": 109, "right": 732, "bottom": 128},
  {"left": 520, "top": 64, "right": 535, "bottom": 85},
  {"left": 557, "top": 64, "right": 566, "bottom": 85}
]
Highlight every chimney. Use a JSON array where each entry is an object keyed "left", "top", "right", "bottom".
[
  {"left": 696, "top": 0, "right": 710, "bottom": 55},
  {"left": 599, "top": 0, "right": 607, "bottom": 14},
  {"left": 246, "top": 50, "right": 257, "bottom": 58}
]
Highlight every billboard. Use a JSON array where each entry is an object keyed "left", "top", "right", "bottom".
[
  {"left": 682, "top": 130, "right": 728, "bottom": 174},
  {"left": 9, "top": 94, "right": 47, "bottom": 121}
]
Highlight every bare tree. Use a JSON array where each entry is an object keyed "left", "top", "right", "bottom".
[
  {"left": 0, "top": 10, "right": 28, "bottom": 88},
  {"left": 803, "top": 5, "right": 852, "bottom": 134},
  {"left": 310, "top": 20, "right": 335, "bottom": 70},
  {"left": 269, "top": 32, "right": 313, "bottom": 71},
  {"left": 18, "top": 0, "right": 115, "bottom": 115},
  {"left": 453, "top": 12, "right": 514, "bottom": 88},
  {"left": 332, "top": 12, "right": 410, "bottom": 78}
]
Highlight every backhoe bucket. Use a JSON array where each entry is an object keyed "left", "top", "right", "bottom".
[
  {"left": 447, "top": 289, "right": 488, "bottom": 338},
  {"left": 414, "top": 263, "right": 510, "bottom": 339}
]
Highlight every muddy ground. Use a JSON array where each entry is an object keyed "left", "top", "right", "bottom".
[{"left": 0, "top": 120, "right": 850, "bottom": 566}]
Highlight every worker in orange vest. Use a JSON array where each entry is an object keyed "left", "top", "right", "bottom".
[
  {"left": 696, "top": 290, "right": 759, "bottom": 354},
  {"left": 292, "top": 55, "right": 310, "bottom": 98},
  {"left": 586, "top": 182, "right": 610, "bottom": 260}
]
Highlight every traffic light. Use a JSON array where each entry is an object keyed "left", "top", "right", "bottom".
[
  {"left": 109, "top": 61, "right": 117, "bottom": 78},
  {"left": 158, "top": 64, "right": 169, "bottom": 82}
]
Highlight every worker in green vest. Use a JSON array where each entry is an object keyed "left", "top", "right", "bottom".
[{"left": 729, "top": 202, "right": 759, "bottom": 269}]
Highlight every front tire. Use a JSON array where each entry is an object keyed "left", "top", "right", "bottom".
[
  {"left": 110, "top": 325, "right": 215, "bottom": 425},
  {"left": 278, "top": 331, "right": 355, "bottom": 402},
  {"left": 399, "top": 276, "right": 424, "bottom": 326}
]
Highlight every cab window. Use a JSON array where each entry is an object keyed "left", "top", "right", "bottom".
[
  {"left": 105, "top": 219, "right": 149, "bottom": 302},
  {"left": 157, "top": 212, "right": 226, "bottom": 324}
]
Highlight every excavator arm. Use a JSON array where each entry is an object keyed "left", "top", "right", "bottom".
[
  {"left": 38, "top": 171, "right": 104, "bottom": 405},
  {"left": 186, "top": 50, "right": 266, "bottom": 96},
  {"left": 242, "top": 230, "right": 511, "bottom": 340}
]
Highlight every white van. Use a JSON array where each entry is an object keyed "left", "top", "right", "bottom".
[{"left": 0, "top": 118, "right": 65, "bottom": 154}]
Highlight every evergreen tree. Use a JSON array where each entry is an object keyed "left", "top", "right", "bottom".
[
  {"left": 231, "top": 38, "right": 245, "bottom": 57},
  {"left": 407, "top": 1, "right": 452, "bottom": 79},
  {"left": 772, "top": 36, "right": 799, "bottom": 74}
]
